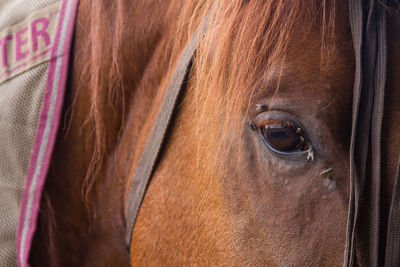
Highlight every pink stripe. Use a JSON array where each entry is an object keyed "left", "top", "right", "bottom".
[
  {"left": 24, "top": 0, "right": 79, "bottom": 256},
  {"left": 16, "top": 0, "right": 66, "bottom": 262},
  {"left": 17, "top": 0, "right": 79, "bottom": 266},
  {"left": 0, "top": 48, "right": 52, "bottom": 79}
]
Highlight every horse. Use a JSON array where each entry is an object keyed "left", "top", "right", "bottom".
[{"left": 28, "top": 0, "right": 400, "bottom": 266}]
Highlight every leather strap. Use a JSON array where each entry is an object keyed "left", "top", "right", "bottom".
[
  {"left": 385, "top": 158, "right": 400, "bottom": 266},
  {"left": 125, "top": 15, "right": 209, "bottom": 249},
  {"left": 345, "top": 0, "right": 388, "bottom": 266},
  {"left": 345, "top": 1, "right": 365, "bottom": 264}
]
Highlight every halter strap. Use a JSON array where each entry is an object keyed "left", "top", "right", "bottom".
[
  {"left": 345, "top": 0, "right": 388, "bottom": 266},
  {"left": 124, "top": 16, "right": 209, "bottom": 249},
  {"left": 385, "top": 159, "right": 400, "bottom": 266}
]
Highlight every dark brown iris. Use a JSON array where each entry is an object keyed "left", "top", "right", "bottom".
[{"left": 259, "top": 120, "right": 302, "bottom": 152}]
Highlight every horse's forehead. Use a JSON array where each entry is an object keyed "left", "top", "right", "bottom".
[{"left": 265, "top": 20, "right": 354, "bottom": 104}]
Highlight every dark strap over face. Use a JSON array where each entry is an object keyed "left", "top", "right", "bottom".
[
  {"left": 124, "top": 15, "right": 209, "bottom": 249},
  {"left": 344, "top": 0, "right": 400, "bottom": 266}
]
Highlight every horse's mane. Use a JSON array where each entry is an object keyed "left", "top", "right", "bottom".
[{"left": 81, "top": 0, "right": 338, "bottom": 198}]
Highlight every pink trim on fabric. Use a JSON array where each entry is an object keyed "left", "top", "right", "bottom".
[
  {"left": 16, "top": 0, "right": 79, "bottom": 266},
  {"left": 0, "top": 47, "right": 52, "bottom": 79}
]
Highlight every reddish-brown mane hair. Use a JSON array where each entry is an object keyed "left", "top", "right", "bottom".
[{"left": 79, "top": 0, "right": 177, "bottom": 200}]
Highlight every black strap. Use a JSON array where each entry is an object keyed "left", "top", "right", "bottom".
[
  {"left": 370, "top": 1, "right": 387, "bottom": 264},
  {"left": 125, "top": 16, "right": 209, "bottom": 248},
  {"left": 345, "top": 1, "right": 366, "bottom": 264},
  {"left": 345, "top": 0, "right": 388, "bottom": 266},
  {"left": 385, "top": 158, "right": 400, "bottom": 266}
]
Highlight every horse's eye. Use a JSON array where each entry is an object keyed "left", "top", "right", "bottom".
[{"left": 258, "top": 120, "right": 308, "bottom": 153}]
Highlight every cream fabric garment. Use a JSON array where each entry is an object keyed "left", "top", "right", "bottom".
[{"left": 0, "top": 1, "right": 60, "bottom": 265}]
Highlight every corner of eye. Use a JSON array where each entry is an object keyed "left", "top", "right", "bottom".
[{"left": 248, "top": 120, "right": 257, "bottom": 131}]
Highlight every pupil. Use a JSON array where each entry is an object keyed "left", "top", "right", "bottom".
[{"left": 264, "top": 124, "right": 300, "bottom": 151}]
